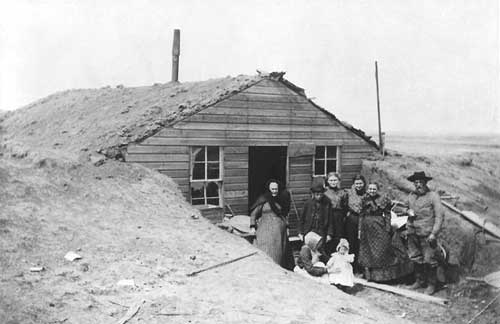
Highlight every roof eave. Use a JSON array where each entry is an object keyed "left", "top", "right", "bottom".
[{"left": 276, "top": 76, "right": 379, "bottom": 151}]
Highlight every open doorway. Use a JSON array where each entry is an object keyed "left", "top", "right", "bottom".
[{"left": 248, "top": 146, "right": 287, "bottom": 209}]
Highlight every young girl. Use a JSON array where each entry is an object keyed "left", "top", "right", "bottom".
[
  {"left": 327, "top": 238, "right": 355, "bottom": 289},
  {"left": 323, "top": 172, "right": 347, "bottom": 253}
]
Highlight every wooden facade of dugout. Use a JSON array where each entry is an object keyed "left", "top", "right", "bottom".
[{"left": 124, "top": 73, "right": 378, "bottom": 235}]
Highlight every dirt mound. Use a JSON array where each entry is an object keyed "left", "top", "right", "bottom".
[
  {"left": 0, "top": 155, "right": 403, "bottom": 324},
  {"left": 0, "top": 75, "right": 261, "bottom": 161}
]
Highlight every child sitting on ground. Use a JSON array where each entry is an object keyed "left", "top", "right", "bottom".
[
  {"left": 294, "top": 232, "right": 329, "bottom": 284},
  {"left": 327, "top": 238, "right": 355, "bottom": 290}
]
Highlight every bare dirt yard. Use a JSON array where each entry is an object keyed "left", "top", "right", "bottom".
[{"left": 0, "top": 156, "right": 406, "bottom": 324}]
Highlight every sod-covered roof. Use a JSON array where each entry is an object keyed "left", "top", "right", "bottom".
[{"left": 0, "top": 72, "right": 376, "bottom": 160}]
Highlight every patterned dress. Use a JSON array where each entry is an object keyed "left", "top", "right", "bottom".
[
  {"left": 345, "top": 187, "right": 364, "bottom": 269},
  {"left": 358, "top": 193, "right": 413, "bottom": 282}
]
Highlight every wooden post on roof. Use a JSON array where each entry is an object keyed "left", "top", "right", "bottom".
[
  {"left": 375, "top": 61, "right": 384, "bottom": 155},
  {"left": 172, "top": 29, "right": 180, "bottom": 82}
]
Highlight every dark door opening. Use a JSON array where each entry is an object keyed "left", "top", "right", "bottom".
[{"left": 248, "top": 146, "right": 287, "bottom": 210}]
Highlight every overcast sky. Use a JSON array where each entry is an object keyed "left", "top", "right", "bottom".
[{"left": 1, "top": 0, "right": 498, "bottom": 134}]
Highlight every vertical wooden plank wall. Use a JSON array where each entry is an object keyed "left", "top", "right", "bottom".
[{"left": 288, "top": 155, "right": 313, "bottom": 236}]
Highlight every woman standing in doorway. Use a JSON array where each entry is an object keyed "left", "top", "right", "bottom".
[
  {"left": 249, "top": 179, "right": 293, "bottom": 269},
  {"left": 324, "top": 172, "right": 347, "bottom": 252},
  {"left": 345, "top": 174, "right": 366, "bottom": 272},
  {"left": 358, "top": 182, "right": 413, "bottom": 282}
]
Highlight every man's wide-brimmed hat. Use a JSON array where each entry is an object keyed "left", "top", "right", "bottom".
[
  {"left": 407, "top": 171, "right": 433, "bottom": 182},
  {"left": 310, "top": 178, "right": 326, "bottom": 193}
]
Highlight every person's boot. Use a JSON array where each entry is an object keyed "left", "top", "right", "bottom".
[
  {"left": 424, "top": 264, "right": 437, "bottom": 295},
  {"left": 407, "top": 263, "right": 424, "bottom": 289}
]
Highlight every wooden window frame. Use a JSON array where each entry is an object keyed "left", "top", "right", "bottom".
[
  {"left": 312, "top": 145, "right": 340, "bottom": 178},
  {"left": 189, "top": 146, "right": 224, "bottom": 207}
]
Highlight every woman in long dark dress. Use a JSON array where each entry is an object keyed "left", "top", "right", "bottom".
[
  {"left": 249, "top": 179, "right": 293, "bottom": 269},
  {"left": 345, "top": 174, "right": 366, "bottom": 272},
  {"left": 358, "top": 182, "right": 413, "bottom": 282},
  {"left": 324, "top": 172, "right": 347, "bottom": 253}
]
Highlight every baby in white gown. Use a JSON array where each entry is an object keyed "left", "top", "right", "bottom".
[{"left": 327, "top": 238, "right": 355, "bottom": 288}]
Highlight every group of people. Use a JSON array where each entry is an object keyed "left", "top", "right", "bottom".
[{"left": 249, "top": 171, "right": 445, "bottom": 295}]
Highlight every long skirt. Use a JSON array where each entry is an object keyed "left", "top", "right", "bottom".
[
  {"left": 359, "top": 215, "right": 413, "bottom": 282},
  {"left": 254, "top": 213, "right": 290, "bottom": 268},
  {"left": 344, "top": 213, "right": 361, "bottom": 271}
]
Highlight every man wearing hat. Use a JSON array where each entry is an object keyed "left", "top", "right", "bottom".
[
  {"left": 298, "top": 178, "right": 341, "bottom": 254},
  {"left": 406, "top": 171, "right": 445, "bottom": 295}
]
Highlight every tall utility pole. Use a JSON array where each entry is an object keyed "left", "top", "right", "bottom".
[{"left": 375, "top": 61, "right": 384, "bottom": 155}]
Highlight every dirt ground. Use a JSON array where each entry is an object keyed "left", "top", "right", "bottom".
[
  {"left": 1, "top": 151, "right": 499, "bottom": 324},
  {"left": 0, "top": 156, "right": 409, "bottom": 324},
  {"left": 358, "top": 139, "right": 500, "bottom": 324}
]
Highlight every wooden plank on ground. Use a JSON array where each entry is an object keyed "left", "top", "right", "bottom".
[
  {"left": 442, "top": 201, "right": 500, "bottom": 239},
  {"left": 353, "top": 278, "right": 449, "bottom": 306},
  {"left": 117, "top": 299, "right": 146, "bottom": 324}
]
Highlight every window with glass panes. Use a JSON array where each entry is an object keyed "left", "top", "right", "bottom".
[
  {"left": 313, "top": 146, "right": 338, "bottom": 176},
  {"left": 190, "top": 146, "right": 222, "bottom": 206}
]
